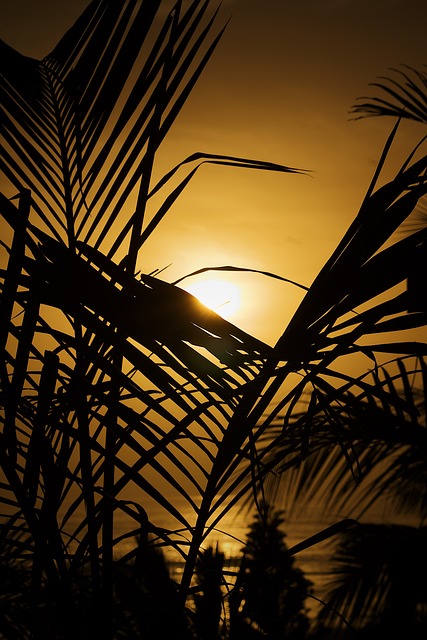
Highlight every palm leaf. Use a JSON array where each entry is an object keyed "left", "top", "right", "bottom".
[
  {"left": 1, "top": 1, "right": 222, "bottom": 250},
  {"left": 351, "top": 64, "right": 427, "bottom": 124},
  {"left": 261, "top": 357, "right": 427, "bottom": 521},
  {"left": 318, "top": 524, "right": 427, "bottom": 633}
]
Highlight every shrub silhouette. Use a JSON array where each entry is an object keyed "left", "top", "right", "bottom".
[
  {"left": 230, "top": 504, "right": 312, "bottom": 639},
  {"left": 193, "top": 544, "right": 226, "bottom": 640}
]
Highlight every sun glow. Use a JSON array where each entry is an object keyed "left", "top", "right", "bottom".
[{"left": 184, "top": 278, "right": 241, "bottom": 319}]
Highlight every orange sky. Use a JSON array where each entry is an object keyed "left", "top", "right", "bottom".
[{"left": 1, "top": 0, "right": 427, "bottom": 345}]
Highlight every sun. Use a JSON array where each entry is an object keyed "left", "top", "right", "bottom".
[{"left": 184, "top": 278, "right": 241, "bottom": 319}]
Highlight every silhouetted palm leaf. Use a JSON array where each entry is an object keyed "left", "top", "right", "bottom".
[
  {"left": 1, "top": 1, "right": 226, "bottom": 252},
  {"left": 351, "top": 64, "right": 427, "bottom": 124},
  {"left": 260, "top": 356, "right": 427, "bottom": 522}
]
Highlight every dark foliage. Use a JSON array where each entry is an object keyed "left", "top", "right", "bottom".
[
  {"left": 230, "top": 505, "right": 312, "bottom": 639},
  {"left": 1, "top": 1, "right": 427, "bottom": 638}
]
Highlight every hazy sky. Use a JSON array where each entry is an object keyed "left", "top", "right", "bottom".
[{"left": 1, "top": 0, "right": 426, "bottom": 344}]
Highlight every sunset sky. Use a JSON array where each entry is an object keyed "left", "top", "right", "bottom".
[{"left": 1, "top": 0, "right": 426, "bottom": 345}]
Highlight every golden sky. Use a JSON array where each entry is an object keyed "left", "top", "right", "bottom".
[{"left": 1, "top": 0, "right": 427, "bottom": 345}]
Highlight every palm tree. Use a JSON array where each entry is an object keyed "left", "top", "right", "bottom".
[{"left": 1, "top": 0, "right": 426, "bottom": 635}]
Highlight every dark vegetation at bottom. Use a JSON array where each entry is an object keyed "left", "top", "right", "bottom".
[{"left": 2, "top": 506, "right": 426, "bottom": 639}]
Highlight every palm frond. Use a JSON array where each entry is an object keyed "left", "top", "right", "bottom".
[
  {"left": 261, "top": 356, "right": 427, "bottom": 521},
  {"left": 317, "top": 524, "right": 427, "bottom": 633},
  {"left": 350, "top": 64, "right": 427, "bottom": 123},
  {"left": 1, "top": 1, "right": 223, "bottom": 253}
]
